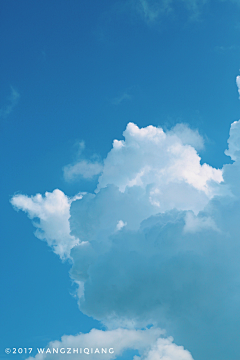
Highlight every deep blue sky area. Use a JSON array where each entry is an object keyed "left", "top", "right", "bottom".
[{"left": 1, "top": 0, "right": 240, "bottom": 359}]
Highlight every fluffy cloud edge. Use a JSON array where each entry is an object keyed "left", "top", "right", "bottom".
[
  {"left": 10, "top": 189, "right": 81, "bottom": 259},
  {"left": 26, "top": 328, "right": 193, "bottom": 360}
]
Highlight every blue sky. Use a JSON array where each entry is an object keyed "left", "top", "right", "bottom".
[{"left": 2, "top": 1, "right": 240, "bottom": 360}]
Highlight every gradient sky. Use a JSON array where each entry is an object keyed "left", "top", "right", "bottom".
[{"left": 2, "top": 1, "right": 240, "bottom": 360}]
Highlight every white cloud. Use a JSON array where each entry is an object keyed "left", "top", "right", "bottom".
[
  {"left": 64, "top": 160, "right": 103, "bottom": 181},
  {"left": 11, "top": 189, "right": 80, "bottom": 259},
  {"left": 12, "top": 114, "right": 240, "bottom": 359},
  {"left": 167, "top": 123, "right": 204, "bottom": 151},
  {"left": 183, "top": 211, "right": 219, "bottom": 233},
  {"left": 66, "top": 118, "right": 240, "bottom": 360},
  {"left": 63, "top": 141, "right": 103, "bottom": 182},
  {"left": 236, "top": 76, "right": 240, "bottom": 98},
  {"left": 97, "top": 122, "right": 222, "bottom": 213},
  {"left": 225, "top": 120, "right": 240, "bottom": 161},
  {"left": 116, "top": 220, "right": 127, "bottom": 231},
  {"left": 26, "top": 328, "right": 193, "bottom": 360},
  {"left": 139, "top": 336, "right": 193, "bottom": 360}
]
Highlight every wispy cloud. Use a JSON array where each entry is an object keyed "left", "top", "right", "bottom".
[
  {"left": 64, "top": 160, "right": 103, "bottom": 181},
  {"left": 134, "top": 0, "right": 172, "bottom": 23},
  {"left": 0, "top": 86, "right": 20, "bottom": 119},
  {"left": 112, "top": 92, "right": 132, "bottom": 105},
  {"left": 137, "top": 0, "right": 165, "bottom": 22},
  {"left": 63, "top": 141, "right": 103, "bottom": 181},
  {"left": 132, "top": 0, "right": 222, "bottom": 23},
  {"left": 215, "top": 44, "right": 240, "bottom": 52}
]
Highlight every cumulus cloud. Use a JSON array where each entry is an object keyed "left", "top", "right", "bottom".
[
  {"left": 27, "top": 328, "right": 193, "bottom": 360},
  {"left": 11, "top": 114, "right": 240, "bottom": 359},
  {"left": 68, "top": 119, "right": 240, "bottom": 359},
  {"left": 96, "top": 122, "right": 222, "bottom": 212},
  {"left": 11, "top": 189, "right": 80, "bottom": 259},
  {"left": 138, "top": 336, "right": 193, "bottom": 360}
]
